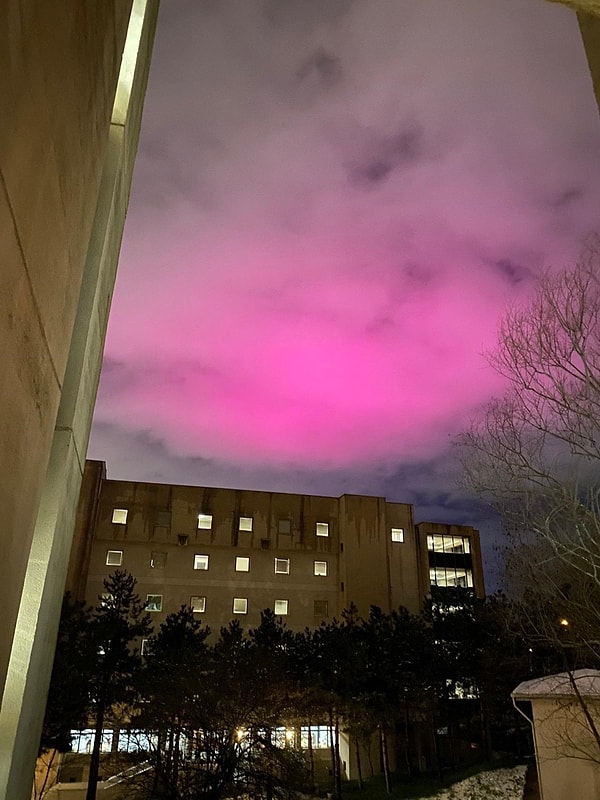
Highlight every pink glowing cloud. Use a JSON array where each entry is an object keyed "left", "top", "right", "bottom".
[{"left": 90, "top": 0, "right": 600, "bottom": 479}]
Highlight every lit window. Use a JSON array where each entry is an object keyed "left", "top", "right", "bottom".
[
  {"left": 278, "top": 519, "right": 291, "bottom": 534},
  {"left": 429, "top": 567, "right": 474, "bottom": 588},
  {"left": 190, "top": 595, "right": 206, "bottom": 613},
  {"left": 150, "top": 551, "right": 166, "bottom": 569},
  {"left": 427, "top": 535, "right": 471, "bottom": 554},
  {"left": 314, "top": 600, "right": 328, "bottom": 617},
  {"left": 106, "top": 550, "right": 123, "bottom": 566},
  {"left": 274, "top": 558, "right": 290, "bottom": 574},
  {"left": 112, "top": 508, "right": 128, "bottom": 525},
  {"left": 233, "top": 597, "right": 248, "bottom": 614},
  {"left": 146, "top": 595, "right": 163, "bottom": 612},
  {"left": 391, "top": 528, "right": 404, "bottom": 543},
  {"left": 235, "top": 556, "right": 250, "bottom": 572},
  {"left": 101, "top": 593, "right": 113, "bottom": 607},
  {"left": 314, "top": 561, "right": 328, "bottom": 576},
  {"left": 300, "top": 726, "right": 333, "bottom": 749},
  {"left": 140, "top": 639, "right": 150, "bottom": 656},
  {"left": 274, "top": 599, "right": 289, "bottom": 615},
  {"left": 239, "top": 516, "right": 253, "bottom": 532},
  {"left": 197, "top": 513, "right": 213, "bottom": 529},
  {"left": 194, "top": 554, "right": 209, "bottom": 570},
  {"left": 316, "top": 522, "right": 329, "bottom": 537}
]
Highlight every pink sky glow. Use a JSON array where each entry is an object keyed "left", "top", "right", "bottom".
[{"left": 90, "top": 0, "right": 600, "bottom": 543}]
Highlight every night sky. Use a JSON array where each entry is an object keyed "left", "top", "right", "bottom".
[{"left": 88, "top": 0, "right": 600, "bottom": 587}]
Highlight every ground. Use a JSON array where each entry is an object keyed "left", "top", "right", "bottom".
[{"left": 408, "top": 765, "right": 527, "bottom": 800}]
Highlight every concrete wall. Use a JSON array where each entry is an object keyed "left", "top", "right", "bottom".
[
  {"left": 0, "top": 3, "right": 158, "bottom": 799},
  {"left": 530, "top": 697, "right": 600, "bottom": 800}
]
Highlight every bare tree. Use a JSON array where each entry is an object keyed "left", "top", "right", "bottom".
[{"left": 457, "top": 238, "right": 600, "bottom": 653}]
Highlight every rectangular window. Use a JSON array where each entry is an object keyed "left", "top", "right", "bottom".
[
  {"left": 146, "top": 594, "right": 163, "bottom": 612},
  {"left": 300, "top": 726, "right": 333, "bottom": 749},
  {"left": 274, "top": 558, "right": 290, "bottom": 575},
  {"left": 427, "top": 535, "right": 471, "bottom": 554},
  {"left": 316, "top": 522, "right": 329, "bottom": 537},
  {"left": 140, "top": 639, "right": 150, "bottom": 656},
  {"left": 150, "top": 551, "right": 167, "bottom": 569},
  {"left": 197, "top": 513, "right": 213, "bottom": 529},
  {"left": 112, "top": 508, "right": 128, "bottom": 525},
  {"left": 314, "top": 600, "right": 328, "bottom": 617},
  {"left": 190, "top": 595, "right": 206, "bottom": 613},
  {"left": 314, "top": 560, "right": 328, "bottom": 576},
  {"left": 278, "top": 519, "right": 291, "bottom": 534},
  {"left": 233, "top": 597, "right": 248, "bottom": 614},
  {"left": 178, "top": 534, "right": 189, "bottom": 547},
  {"left": 429, "top": 567, "right": 474, "bottom": 588},
  {"left": 239, "top": 516, "right": 253, "bottom": 532},
  {"left": 101, "top": 593, "right": 113, "bottom": 607},
  {"left": 106, "top": 550, "right": 123, "bottom": 566},
  {"left": 235, "top": 556, "right": 250, "bottom": 572},
  {"left": 274, "top": 599, "right": 289, "bottom": 615},
  {"left": 391, "top": 528, "right": 404, "bottom": 543},
  {"left": 194, "top": 554, "right": 209, "bottom": 570}
]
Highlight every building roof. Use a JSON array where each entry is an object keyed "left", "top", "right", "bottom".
[{"left": 512, "top": 669, "right": 600, "bottom": 700}]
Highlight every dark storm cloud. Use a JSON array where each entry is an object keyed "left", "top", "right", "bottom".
[
  {"left": 493, "top": 258, "right": 533, "bottom": 285},
  {"left": 551, "top": 187, "right": 584, "bottom": 208},
  {"left": 297, "top": 47, "right": 342, "bottom": 86},
  {"left": 347, "top": 122, "right": 424, "bottom": 187}
]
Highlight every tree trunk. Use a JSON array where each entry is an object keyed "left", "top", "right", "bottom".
[
  {"left": 354, "top": 736, "right": 363, "bottom": 789},
  {"left": 403, "top": 698, "right": 413, "bottom": 778},
  {"left": 379, "top": 725, "right": 391, "bottom": 794},
  {"left": 85, "top": 686, "right": 107, "bottom": 800},
  {"left": 328, "top": 708, "right": 339, "bottom": 799},
  {"left": 334, "top": 713, "right": 343, "bottom": 800},
  {"left": 307, "top": 722, "right": 315, "bottom": 788}
]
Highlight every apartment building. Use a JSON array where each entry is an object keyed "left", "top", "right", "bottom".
[{"left": 68, "top": 461, "right": 485, "bottom": 630}]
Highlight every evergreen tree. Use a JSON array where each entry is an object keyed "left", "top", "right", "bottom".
[{"left": 85, "top": 570, "right": 152, "bottom": 800}]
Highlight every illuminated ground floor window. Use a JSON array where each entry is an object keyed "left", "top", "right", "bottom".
[
  {"left": 69, "top": 729, "right": 157, "bottom": 753},
  {"left": 300, "top": 725, "right": 334, "bottom": 749}
]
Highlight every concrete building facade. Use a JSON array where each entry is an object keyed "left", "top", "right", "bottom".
[
  {"left": 69, "top": 461, "right": 485, "bottom": 632},
  {"left": 0, "top": 4, "right": 159, "bottom": 799}
]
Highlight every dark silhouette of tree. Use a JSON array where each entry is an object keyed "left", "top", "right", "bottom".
[
  {"left": 41, "top": 594, "right": 96, "bottom": 754},
  {"left": 136, "top": 605, "right": 211, "bottom": 796},
  {"left": 85, "top": 570, "right": 152, "bottom": 800}
]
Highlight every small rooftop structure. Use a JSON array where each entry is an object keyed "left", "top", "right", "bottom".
[
  {"left": 512, "top": 669, "right": 600, "bottom": 800},
  {"left": 512, "top": 669, "right": 600, "bottom": 700}
]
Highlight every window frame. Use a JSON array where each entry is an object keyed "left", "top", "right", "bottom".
[
  {"left": 146, "top": 594, "right": 163, "bottom": 612},
  {"left": 274, "top": 557, "right": 290, "bottom": 575},
  {"left": 106, "top": 549, "right": 123, "bottom": 567},
  {"left": 193, "top": 554, "right": 209, "bottom": 571},
  {"left": 111, "top": 508, "right": 128, "bottom": 525},
  {"left": 314, "top": 560, "right": 328, "bottom": 577},
  {"left": 316, "top": 522, "right": 329, "bottom": 537},
  {"left": 239, "top": 516, "right": 253, "bottom": 532},
  {"left": 235, "top": 556, "right": 250, "bottom": 572},
  {"left": 197, "top": 513, "right": 213, "bottom": 530},
  {"left": 391, "top": 527, "right": 404, "bottom": 543},
  {"left": 232, "top": 597, "right": 248, "bottom": 615},
  {"left": 274, "top": 599, "right": 289, "bottom": 616},
  {"left": 190, "top": 595, "right": 206, "bottom": 613}
]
